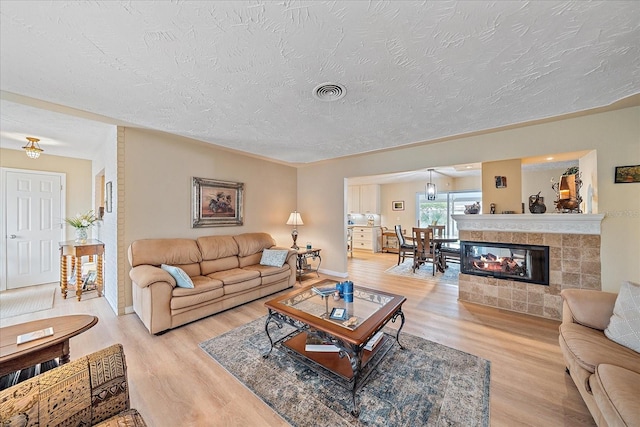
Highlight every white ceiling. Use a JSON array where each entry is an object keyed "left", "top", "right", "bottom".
[{"left": 1, "top": 1, "right": 639, "bottom": 164}]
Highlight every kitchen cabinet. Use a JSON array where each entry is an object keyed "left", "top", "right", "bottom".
[
  {"left": 347, "top": 186, "right": 361, "bottom": 214},
  {"left": 347, "top": 184, "right": 380, "bottom": 214},
  {"left": 350, "top": 226, "right": 382, "bottom": 252}
]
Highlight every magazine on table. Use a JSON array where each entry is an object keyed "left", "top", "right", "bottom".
[
  {"left": 17, "top": 327, "right": 54, "bottom": 345},
  {"left": 311, "top": 286, "right": 335, "bottom": 297},
  {"left": 304, "top": 333, "right": 340, "bottom": 352}
]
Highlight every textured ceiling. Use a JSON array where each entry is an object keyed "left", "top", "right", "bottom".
[{"left": 1, "top": 1, "right": 639, "bottom": 164}]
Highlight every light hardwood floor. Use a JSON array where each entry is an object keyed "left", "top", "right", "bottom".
[{"left": 1, "top": 251, "right": 594, "bottom": 426}]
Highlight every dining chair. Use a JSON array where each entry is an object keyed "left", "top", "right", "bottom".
[
  {"left": 394, "top": 225, "right": 415, "bottom": 265},
  {"left": 428, "top": 225, "right": 446, "bottom": 238},
  {"left": 412, "top": 227, "right": 436, "bottom": 275},
  {"left": 439, "top": 242, "right": 460, "bottom": 267}
]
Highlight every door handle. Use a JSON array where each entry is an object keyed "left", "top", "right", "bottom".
[{"left": 9, "top": 234, "right": 17, "bottom": 239}]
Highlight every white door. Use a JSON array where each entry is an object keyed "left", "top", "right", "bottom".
[{"left": 5, "top": 170, "right": 64, "bottom": 289}]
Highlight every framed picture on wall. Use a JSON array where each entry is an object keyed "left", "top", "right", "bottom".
[
  {"left": 495, "top": 176, "right": 507, "bottom": 188},
  {"left": 614, "top": 165, "right": 640, "bottom": 183},
  {"left": 192, "top": 177, "right": 244, "bottom": 227},
  {"left": 392, "top": 201, "right": 404, "bottom": 211}
]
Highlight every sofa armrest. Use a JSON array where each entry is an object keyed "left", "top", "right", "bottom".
[
  {"left": 129, "top": 265, "right": 176, "bottom": 289},
  {"left": 560, "top": 289, "right": 618, "bottom": 330}
]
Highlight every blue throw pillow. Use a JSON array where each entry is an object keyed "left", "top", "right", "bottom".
[
  {"left": 161, "top": 264, "right": 195, "bottom": 288},
  {"left": 260, "top": 249, "right": 288, "bottom": 268}
]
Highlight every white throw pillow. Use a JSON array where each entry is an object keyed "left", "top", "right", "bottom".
[
  {"left": 260, "top": 249, "right": 288, "bottom": 268},
  {"left": 604, "top": 281, "right": 640, "bottom": 353},
  {"left": 161, "top": 264, "right": 195, "bottom": 289}
]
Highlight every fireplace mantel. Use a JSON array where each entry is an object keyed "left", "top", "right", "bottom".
[{"left": 452, "top": 213, "right": 605, "bottom": 235}]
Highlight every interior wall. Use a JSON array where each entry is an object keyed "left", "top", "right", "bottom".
[
  {"left": 0, "top": 148, "right": 92, "bottom": 240},
  {"left": 91, "top": 126, "right": 119, "bottom": 314},
  {"left": 297, "top": 106, "right": 640, "bottom": 293},
  {"left": 481, "top": 159, "right": 522, "bottom": 214},
  {"left": 580, "top": 150, "right": 598, "bottom": 214},
  {"left": 522, "top": 166, "right": 567, "bottom": 213},
  {"left": 122, "top": 128, "right": 297, "bottom": 309}
]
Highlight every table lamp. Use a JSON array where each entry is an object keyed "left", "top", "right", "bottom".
[{"left": 286, "top": 211, "right": 304, "bottom": 249}]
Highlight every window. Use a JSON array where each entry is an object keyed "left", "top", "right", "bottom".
[{"left": 416, "top": 190, "right": 482, "bottom": 236}]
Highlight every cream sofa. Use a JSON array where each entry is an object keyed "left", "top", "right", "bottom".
[
  {"left": 559, "top": 289, "right": 640, "bottom": 426},
  {"left": 128, "top": 232, "right": 296, "bottom": 334}
]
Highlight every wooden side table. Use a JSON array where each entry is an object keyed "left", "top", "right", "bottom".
[
  {"left": 0, "top": 315, "right": 98, "bottom": 377},
  {"left": 59, "top": 239, "right": 104, "bottom": 301}
]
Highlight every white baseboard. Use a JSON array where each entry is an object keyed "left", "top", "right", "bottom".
[
  {"left": 125, "top": 305, "right": 135, "bottom": 315},
  {"left": 318, "top": 268, "right": 348, "bottom": 279}
]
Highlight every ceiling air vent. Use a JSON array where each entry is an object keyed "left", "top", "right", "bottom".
[{"left": 312, "top": 83, "right": 347, "bottom": 102}]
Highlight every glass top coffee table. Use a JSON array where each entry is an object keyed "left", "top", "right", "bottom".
[{"left": 263, "top": 279, "right": 406, "bottom": 416}]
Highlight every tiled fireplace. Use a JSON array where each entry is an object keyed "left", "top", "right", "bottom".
[{"left": 452, "top": 214, "right": 604, "bottom": 320}]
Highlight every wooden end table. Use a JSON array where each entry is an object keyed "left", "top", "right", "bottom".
[
  {"left": 59, "top": 239, "right": 105, "bottom": 301},
  {"left": 0, "top": 315, "right": 98, "bottom": 377}
]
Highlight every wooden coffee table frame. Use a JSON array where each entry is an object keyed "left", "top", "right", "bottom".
[{"left": 263, "top": 281, "right": 406, "bottom": 416}]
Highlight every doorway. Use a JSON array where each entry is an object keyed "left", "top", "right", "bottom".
[{"left": 1, "top": 168, "right": 65, "bottom": 290}]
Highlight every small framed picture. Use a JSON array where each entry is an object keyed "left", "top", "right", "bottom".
[
  {"left": 329, "top": 307, "right": 347, "bottom": 320},
  {"left": 495, "top": 176, "right": 507, "bottom": 188},
  {"left": 392, "top": 201, "right": 404, "bottom": 211},
  {"left": 614, "top": 165, "right": 640, "bottom": 183}
]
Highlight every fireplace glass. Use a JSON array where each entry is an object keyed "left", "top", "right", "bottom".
[{"left": 460, "top": 241, "right": 549, "bottom": 285}]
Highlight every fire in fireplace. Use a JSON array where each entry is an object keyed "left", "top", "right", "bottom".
[{"left": 460, "top": 241, "right": 550, "bottom": 285}]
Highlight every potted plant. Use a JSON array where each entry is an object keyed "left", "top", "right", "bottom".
[{"left": 65, "top": 210, "right": 98, "bottom": 243}]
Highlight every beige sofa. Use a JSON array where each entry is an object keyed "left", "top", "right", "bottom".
[
  {"left": 0, "top": 344, "right": 146, "bottom": 426},
  {"left": 559, "top": 289, "right": 640, "bottom": 426},
  {"left": 128, "top": 232, "right": 296, "bottom": 334}
]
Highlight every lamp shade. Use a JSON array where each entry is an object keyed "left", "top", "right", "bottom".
[{"left": 286, "top": 211, "right": 304, "bottom": 226}]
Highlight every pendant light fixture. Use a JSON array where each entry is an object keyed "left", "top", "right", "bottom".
[
  {"left": 426, "top": 169, "right": 437, "bottom": 200},
  {"left": 22, "top": 137, "right": 44, "bottom": 159}
]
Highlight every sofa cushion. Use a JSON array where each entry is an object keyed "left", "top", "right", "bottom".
[
  {"left": 244, "top": 263, "right": 290, "bottom": 277},
  {"left": 94, "top": 409, "right": 148, "bottom": 427},
  {"left": 561, "top": 288, "right": 618, "bottom": 330},
  {"left": 259, "top": 269, "right": 292, "bottom": 286},
  {"left": 222, "top": 277, "right": 262, "bottom": 295},
  {"left": 559, "top": 322, "right": 640, "bottom": 374},
  {"left": 234, "top": 232, "right": 275, "bottom": 257},
  {"left": 605, "top": 281, "right": 640, "bottom": 353},
  {"left": 197, "top": 235, "right": 238, "bottom": 260},
  {"left": 88, "top": 345, "right": 130, "bottom": 425},
  {"left": 591, "top": 364, "right": 640, "bottom": 426},
  {"left": 0, "top": 375, "right": 39, "bottom": 425},
  {"left": 171, "top": 287, "right": 225, "bottom": 310},
  {"left": 201, "top": 256, "right": 239, "bottom": 275},
  {"left": 172, "top": 276, "right": 223, "bottom": 297},
  {"left": 128, "top": 239, "right": 202, "bottom": 267},
  {"left": 260, "top": 249, "right": 289, "bottom": 267},
  {"left": 208, "top": 268, "right": 260, "bottom": 285},
  {"left": 161, "top": 264, "right": 194, "bottom": 288}
]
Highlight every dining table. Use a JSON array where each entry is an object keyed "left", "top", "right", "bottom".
[{"left": 431, "top": 235, "right": 460, "bottom": 273}]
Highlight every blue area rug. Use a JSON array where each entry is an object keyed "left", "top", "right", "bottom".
[{"left": 200, "top": 316, "right": 490, "bottom": 426}]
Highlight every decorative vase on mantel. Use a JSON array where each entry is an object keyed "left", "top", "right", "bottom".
[{"left": 75, "top": 227, "right": 88, "bottom": 244}]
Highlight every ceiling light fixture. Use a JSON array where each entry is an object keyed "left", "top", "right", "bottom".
[
  {"left": 426, "top": 169, "right": 437, "bottom": 201},
  {"left": 22, "top": 137, "right": 44, "bottom": 159},
  {"left": 312, "top": 83, "right": 347, "bottom": 102}
]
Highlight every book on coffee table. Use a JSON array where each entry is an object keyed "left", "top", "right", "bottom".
[
  {"left": 304, "top": 333, "right": 340, "bottom": 352},
  {"left": 311, "top": 286, "right": 335, "bottom": 297},
  {"left": 17, "top": 327, "right": 54, "bottom": 345}
]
